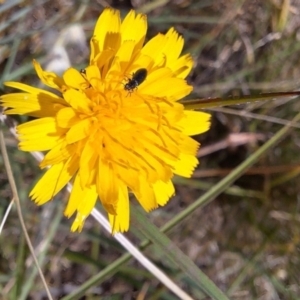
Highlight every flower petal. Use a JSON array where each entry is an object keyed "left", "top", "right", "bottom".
[
  {"left": 63, "top": 68, "right": 89, "bottom": 90},
  {"left": 40, "top": 140, "right": 76, "bottom": 168},
  {"left": 170, "top": 54, "right": 193, "bottom": 79},
  {"left": 17, "top": 117, "right": 67, "bottom": 151},
  {"left": 108, "top": 182, "right": 129, "bottom": 233},
  {"left": 92, "top": 8, "right": 121, "bottom": 56},
  {"left": 121, "top": 10, "right": 147, "bottom": 52},
  {"left": 33, "top": 60, "right": 65, "bottom": 90},
  {"left": 65, "top": 118, "right": 93, "bottom": 144},
  {"left": 173, "top": 153, "right": 199, "bottom": 177},
  {"left": 96, "top": 160, "right": 119, "bottom": 215},
  {"left": 153, "top": 180, "right": 175, "bottom": 206},
  {"left": 30, "top": 155, "right": 79, "bottom": 205},
  {"left": 163, "top": 28, "right": 184, "bottom": 63},
  {"left": 56, "top": 107, "right": 79, "bottom": 128},
  {"left": 71, "top": 184, "right": 98, "bottom": 232},
  {"left": 141, "top": 77, "right": 192, "bottom": 100},
  {"left": 141, "top": 33, "right": 166, "bottom": 68},
  {"left": 2, "top": 82, "right": 66, "bottom": 117},
  {"left": 134, "top": 177, "right": 157, "bottom": 212},
  {"left": 63, "top": 89, "right": 92, "bottom": 113},
  {"left": 65, "top": 175, "right": 98, "bottom": 232},
  {"left": 178, "top": 111, "right": 211, "bottom": 136}
]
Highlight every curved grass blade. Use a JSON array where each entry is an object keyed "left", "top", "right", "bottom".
[{"left": 132, "top": 205, "right": 230, "bottom": 300}]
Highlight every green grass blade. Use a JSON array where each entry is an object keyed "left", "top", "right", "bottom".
[
  {"left": 182, "top": 91, "right": 300, "bottom": 110},
  {"left": 132, "top": 205, "right": 230, "bottom": 300}
]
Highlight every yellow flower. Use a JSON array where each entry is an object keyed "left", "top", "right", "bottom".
[{"left": 1, "top": 9, "right": 210, "bottom": 233}]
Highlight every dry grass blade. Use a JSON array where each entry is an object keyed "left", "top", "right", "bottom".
[
  {"left": 0, "top": 199, "right": 13, "bottom": 235},
  {"left": 0, "top": 130, "right": 53, "bottom": 300}
]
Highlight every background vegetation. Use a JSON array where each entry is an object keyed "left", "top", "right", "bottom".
[{"left": 1, "top": 0, "right": 300, "bottom": 299}]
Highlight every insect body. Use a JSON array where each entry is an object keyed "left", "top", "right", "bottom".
[{"left": 124, "top": 68, "right": 148, "bottom": 94}]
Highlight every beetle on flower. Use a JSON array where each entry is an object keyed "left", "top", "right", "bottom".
[{"left": 1, "top": 8, "right": 211, "bottom": 233}]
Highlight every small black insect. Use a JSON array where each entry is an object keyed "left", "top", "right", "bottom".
[
  {"left": 124, "top": 68, "right": 147, "bottom": 94},
  {"left": 79, "top": 68, "right": 91, "bottom": 88}
]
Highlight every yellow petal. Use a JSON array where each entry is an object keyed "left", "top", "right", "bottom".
[
  {"left": 70, "top": 196, "right": 98, "bottom": 232},
  {"left": 128, "top": 53, "right": 153, "bottom": 73},
  {"left": 114, "top": 40, "right": 136, "bottom": 67},
  {"left": 66, "top": 181, "right": 98, "bottom": 232},
  {"left": 63, "top": 89, "right": 92, "bottom": 113},
  {"left": 90, "top": 46, "right": 115, "bottom": 71},
  {"left": 173, "top": 153, "right": 199, "bottom": 177},
  {"left": 63, "top": 68, "right": 88, "bottom": 90},
  {"left": 163, "top": 28, "right": 184, "bottom": 62},
  {"left": 153, "top": 180, "right": 175, "bottom": 206},
  {"left": 170, "top": 54, "right": 193, "bottom": 79},
  {"left": 134, "top": 177, "right": 157, "bottom": 212},
  {"left": 141, "top": 28, "right": 184, "bottom": 69},
  {"left": 17, "top": 117, "right": 67, "bottom": 151},
  {"left": 132, "top": 145, "right": 172, "bottom": 183},
  {"left": 108, "top": 182, "right": 129, "bottom": 234},
  {"left": 79, "top": 140, "right": 99, "bottom": 187},
  {"left": 92, "top": 8, "right": 121, "bottom": 55},
  {"left": 115, "top": 164, "right": 139, "bottom": 193},
  {"left": 33, "top": 60, "right": 65, "bottom": 90},
  {"left": 141, "top": 77, "right": 192, "bottom": 100},
  {"left": 56, "top": 107, "right": 79, "bottom": 128},
  {"left": 77, "top": 185, "right": 98, "bottom": 216},
  {"left": 85, "top": 65, "right": 102, "bottom": 87},
  {"left": 64, "top": 172, "right": 84, "bottom": 218},
  {"left": 96, "top": 160, "right": 119, "bottom": 215},
  {"left": 2, "top": 82, "right": 66, "bottom": 117},
  {"left": 179, "top": 136, "right": 199, "bottom": 156},
  {"left": 65, "top": 118, "right": 93, "bottom": 144},
  {"left": 178, "top": 111, "right": 211, "bottom": 136},
  {"left": 4, "top": 82, "right": 62, "bottom": 98},
  {"left": 121, "top": 10, "right": 147, "bottom": 51},
  {"left": 2, "top": 93, "right": 64, "bottom": 117},
  {"left": 40, "top": 141, "right": 76, "bottom": 168},
  {"left": 141, "top": 67, "right": 173, "bottom": 88},
  {"left": 141, "top": 33, "right": 166, "bottom": 67},
  {"left": 30, "top": 156, "right": 79, "bottom": 205}
]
